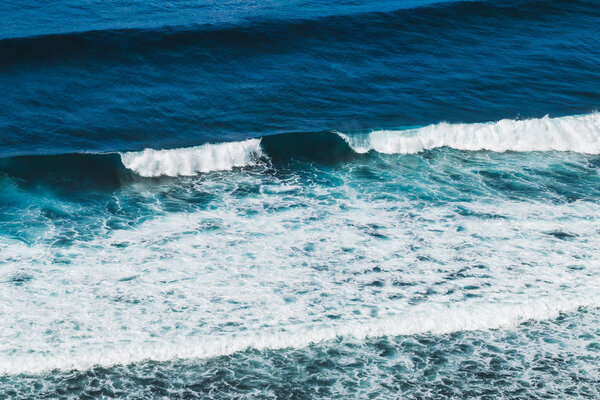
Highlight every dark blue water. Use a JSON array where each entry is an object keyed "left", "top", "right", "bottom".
[
  {"left": 1, "top": 0, "right": 600, "bottom": 398},
  {"left": 1, "top": 0, "right": 599, "bottom": 157}
]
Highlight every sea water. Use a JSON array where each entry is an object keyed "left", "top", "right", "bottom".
[{"left": 1, "top": 0, "right": 600, "bottom": 398}]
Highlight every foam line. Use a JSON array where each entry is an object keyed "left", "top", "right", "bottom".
[
  {"left": 1, "top": 295, "right": 598, "bottom": 375},
  {"left": 120, "top": 139, "right": 263, "bottom": 177},
  {"left": 337, "top": 113, "right": 600, "bottom": 154}
]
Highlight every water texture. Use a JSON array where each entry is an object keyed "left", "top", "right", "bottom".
[{"left": 1, "top": 0, "right": 600, "bottom": 398}]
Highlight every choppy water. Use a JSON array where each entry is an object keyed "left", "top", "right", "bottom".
[{"left": 1, "top": 0, "right": 600, "bottom": 398}]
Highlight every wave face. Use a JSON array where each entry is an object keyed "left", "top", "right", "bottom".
[
  {"left": 120, "top": 139, "right": 263, "bottom": 177},
  {"left": 0, "top": 0, "right": 443, "bottom": 40},
  {"left": 338, "top": 113, "right": 600, "bottom": 154}
]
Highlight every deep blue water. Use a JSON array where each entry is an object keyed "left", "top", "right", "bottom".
[{"left": 1, "top": 0, "right": 600, "bottom": 398}]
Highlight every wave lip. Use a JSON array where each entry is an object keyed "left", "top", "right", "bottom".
[
  {"left": 338, "top": 113, "right": 600, "bottom": 154},
  {"left": 120, "top": 139, "right": 263, "bottom": 177}
]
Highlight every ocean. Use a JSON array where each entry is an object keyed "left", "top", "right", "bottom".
[{"left": 1, "top": 0, "right": 600, "bottom": 398}]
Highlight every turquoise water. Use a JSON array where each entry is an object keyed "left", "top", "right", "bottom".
[{"left": 2, "top": 124, "right": 600, "bottom": 397}]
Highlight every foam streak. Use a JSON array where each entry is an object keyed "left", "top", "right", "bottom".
[{"left": 1, "top": 296, "right": 598, "bottom": 375}]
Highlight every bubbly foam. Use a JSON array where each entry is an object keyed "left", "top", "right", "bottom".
[
  {"left": 120, "top": 139, "right": 263, "bottom": 177},
  {"left": 338, "top": 113, "right": 600, "bottom": 154},
  {"left": 1, "top": 295, "right": 598, "bottom": 375},
  {"left": 2, "top": 136, "right": 600, "bottom": 377},
  {"left": 1, "top": 192, "right": 599, "bottom": 375}
]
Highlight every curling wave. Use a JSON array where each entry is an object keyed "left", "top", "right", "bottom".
[
  {"left": 338, "top": 113, "right": 600, "bottom": 154},
  {"left": 2, "top": 113, "right": 600, "bottom": 182},
  {"left": 120, "top": 139, "right": 264, "bottom": 177}
]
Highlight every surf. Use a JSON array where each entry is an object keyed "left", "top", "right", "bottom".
[
  {"left": 119, "top": 138, "right": 264, "bottom": 177},
  {"left": 337, "top": 113, "right": 600, "bottom": 155},
  {"left": 119, "top": 113, "right": 600, "bottom": 177},
  {"left": 1, "top": 113, "right": 599, "bottom": 180},
  {"left": 1, "top": 294, "right": 599, "bottom": 375}
]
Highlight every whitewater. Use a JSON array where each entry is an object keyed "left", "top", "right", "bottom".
[
  {"left": 116, "top": 113, "right": 600, "bottom": 177},
  {"left": 2, "top": 111, "right": 600, "bottom": 378},
  {"left": 2, "top": 0, "right": 600, "bottom": 395},
  {"left": 338, "top": 113, "right": 600, "bottom": 155}
]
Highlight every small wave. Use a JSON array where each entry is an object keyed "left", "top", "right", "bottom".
[
  {"left": 119, "top": 139, "right": 264, "bottom": 177},
  {"left": 1, "top": 295, "right": 598, "bottom": 375},
  {"left": 338, "top": 113, "right": 600, "bottom": 154}
]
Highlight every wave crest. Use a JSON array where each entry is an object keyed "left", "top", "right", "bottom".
[
  {"left": 338, "top": 113, "right": 600, "bottom": 154},
  {"left": 120, "top": 139, "right": 263, "bottom": 177}
]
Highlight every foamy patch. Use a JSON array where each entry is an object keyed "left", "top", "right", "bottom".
[
  {"left": 1, "top": 196, "right": 599, "bottom": 376},
  {"left": 120, "top": 139, "right": 263, "bottom": 177},
  {"left": 3, "top": 153, "right": 600, "bottom": 377},
  {"left": 338, "top": 113, "right": 600, "bottom": 154},
  {"left": 1, "top": 295, "right": 598, "bottom": 375}
]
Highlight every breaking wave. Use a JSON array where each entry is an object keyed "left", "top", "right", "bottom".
[
  {"left": 338, "top": 113, "right": 600, "bottom": 154},
  {"left": 119, "top": 139, "right": 264, "bottom": 177},
  {"left": 117, "top": 113, "right": 600, "bottom": 177},
  {"left": 2, "top": 113, "right": 600, "bottom": 181}
]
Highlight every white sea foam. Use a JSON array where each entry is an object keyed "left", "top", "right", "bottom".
[
  {"left": 120, "top": 139, "right": 263, "bottom": 177},
  {"left": 1, "top": 295, "right": 598, "bottom": 375},
  {"left": 338, "top": 113, "right": 600, "bottom": 154},
  {"left": 1, "top": 196, "right": 599, "bottom": 375},
  {"left": 2, "top": 148, "right": 600, "bottom": 376}
]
